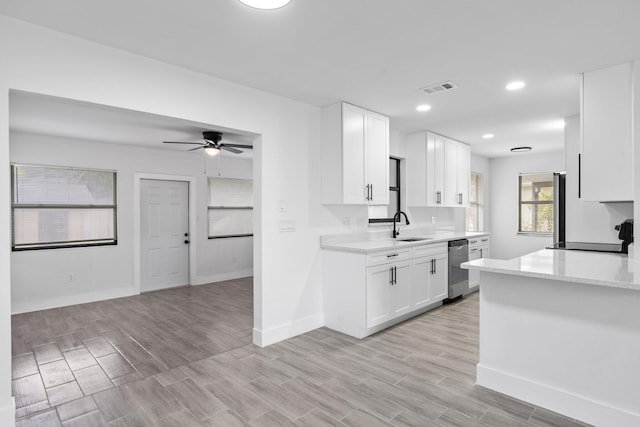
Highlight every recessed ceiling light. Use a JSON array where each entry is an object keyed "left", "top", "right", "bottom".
[
  {"left": 506, "top": 81, "right": 526, "bottom": 91},
  {"left": 482, "top": 134, "right": 494, "bottom": 139},
  {"left": 416, "top": 104, "right": 432, "bottom": 112},
  {"left": 510, "top": 146, "right": 532, "bottom": 153},
  {"left": 238, "top": 0, "right": 292, "bottom": 9}
]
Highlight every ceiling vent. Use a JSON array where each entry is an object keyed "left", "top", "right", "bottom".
[{"left": 420, "top": 81, "right": 458, "bottom": 95}]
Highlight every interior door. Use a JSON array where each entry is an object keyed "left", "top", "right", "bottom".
[{"left": 140, "top": 179, "right": 189, "bottom": 292}]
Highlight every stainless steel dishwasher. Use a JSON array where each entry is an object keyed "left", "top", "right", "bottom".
[{"left": 448, "top": 239, "right": 469, "bottom": 299}]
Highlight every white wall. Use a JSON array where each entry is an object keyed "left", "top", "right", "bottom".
[
  {"left": 490, "top": 150, "right": 565, "bottom": 260},
  {"left": 564, "top": 115, "right": 633, "bottom": 242},
  {"left": 471, "top": 153, "right": 491, "bottom": 232},
  {"left": 0, "top": 15, "right": 331, "bottom": 422},
  {"left": 9, "top": 131, "right": 254, "bottom": 313}
]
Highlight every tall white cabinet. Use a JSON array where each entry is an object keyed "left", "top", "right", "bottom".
[
  {"left": 580, "top": 61, "right": 634, "bottom": 202},
  {"left": 407, "top": 131, "right": 470, "bottom": 207},
  {"left": 321, "top": 102, "right": 389, "bottom": 205}
]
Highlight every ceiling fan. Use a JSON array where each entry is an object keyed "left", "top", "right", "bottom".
[{"left": 163, "top": 131, "right": 252, "bottom": 155}]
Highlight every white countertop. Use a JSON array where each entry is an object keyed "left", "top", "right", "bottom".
[
  {"left": 463, "top": 248, "right": 640, "bottom": 291},
  {"left": 320, "top": 231, "right": 489, "bottom": 254}
]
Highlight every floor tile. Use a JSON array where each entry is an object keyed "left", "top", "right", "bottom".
[
  {"left": 95, "top": 352, "right": 135, "bottom": 380},
  {"left": 46, "top": 381, "right": 84, "bottom": 407},
  {"left": 13, "top": 374, "right": 48, "bottom": 409},
  {"left": 16, "top": 409, "right": 61, "bottom": 427},
  {"left": 12, "top": 354, "right": 39, "bottom": 379},
  {"left": 166, "top": 377, "right": 227, "bottom": 421},
  {"left": 83, "top": 337, "right": 116, "bottom": 358},
  {"left": 40, "top": 360, "right": 75, "bottom": 388},
  {"left": 61, "top": 410, "right": 108, "bottom": 427},
  {"left": 33, "top": 343, "right": 63, "bottom": 365},
  {"left": 56, "top": 396, "right": 98, "bottom": 422},
  {"left": 73, "top": 365, "right": 113, "bottom": 395},
  {"left": 63, "top": 348, "right": 97, "bottom": 372}
]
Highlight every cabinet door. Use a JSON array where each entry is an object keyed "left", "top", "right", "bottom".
[
  {"left": 411, "top": 256, "right": 431, "bottom": 310},
  {"left": 445, "top": 138, "right": 459, "bottom": 207},
  {"left": 342, "top": 104, "right": 367, "bottom": 204},
  {"left": 456, "top": 143, "right": 470, "bottom": 206},
  {"left": 390, "top": 261, "right": 412, "bottom": 318},
  {"left": 428, "top": 133, "right": 446, "bottom": 206},
  {"left": 366, "top": 264, "right": 393, "bottom": 327},
  {"left": 581, "top": 62, "right": 633, "bottom": 201},
  {"left": 429, "top": 253, "right": 449, "bottom": 302},
  {"left": 366, "top": 112, "right": 389, "bottom": 205}
]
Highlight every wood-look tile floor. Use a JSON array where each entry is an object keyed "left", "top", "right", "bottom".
[{"left": 12, "top": 278, "right": 592, "bottom": 427}]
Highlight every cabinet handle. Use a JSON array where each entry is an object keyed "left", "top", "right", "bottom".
[
  {"left": 470, "top": 240, "right": 477, "bottom": 244},
  {"left": 436, "top": 191, "right": 442, "bottom": 204},
  {"left": 481, "top": 238, "right": 488, "bottom": 242},
  {"left": 389, "top": 267, "right": 394, "bottom": 285},
  {"left": 365, "top": 184, "right": 371, "bottom": 201},
  {"left": 470, "top": 248, "right": 479, "bottom": 252},
  {"left": 458, "top": 193, "right": 462, "bottom": 204},
  {"left": 430, "top": 258, "right": 435, "bottom": 274},
  {"left": 433, "top": 259, "right": 437, "bottom": 274},
  {"left": 394, "top": 266, "right": 397, "bottom": 284},
  {"left": 370, "top": 184, "right": 373, "bottom": 201},
  {"left": 578, "top": 153, "right": 581, "bottom": 199},
  {"left": 386, "top": 253, "right": 399, "bottom": 258},
  {"left": 480, "top": 248, "right": 483, "bottom": 258}
]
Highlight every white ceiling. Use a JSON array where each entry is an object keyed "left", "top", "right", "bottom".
[
  {"left": 3, "top": 0, "right": 640, "bottom": 157},
  {"left": 9, "top": 91, "right": 256, "bottom": 159}
]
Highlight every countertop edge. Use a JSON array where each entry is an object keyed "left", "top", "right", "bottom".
[
  {"left": 462, "top": 252, "right": 640, "bottom": 291},
  {"left": 320, "top": 232, "right": 490, "bottom": 254}
]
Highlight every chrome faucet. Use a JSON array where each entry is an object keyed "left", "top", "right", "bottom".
[{"left": 392, "top": 211, "right": 410, "bottom": 238}]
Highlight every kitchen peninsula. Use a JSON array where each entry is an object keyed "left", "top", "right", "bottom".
[{"left": 463, "top": 249, "right": 640, "bottom": 427}]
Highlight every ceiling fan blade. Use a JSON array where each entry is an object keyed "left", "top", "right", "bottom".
[
  {"left": 220, "top": 143, "right": 253, "bottom": 149},
  {"left": 188, "top": 146, "right": 204, "bottom": 151},
  {"left": 221, "top": 146, "right": 243, "bottom": 154},
  {"left": 163, "top": 141, "right": 205, "bottom": 145}
]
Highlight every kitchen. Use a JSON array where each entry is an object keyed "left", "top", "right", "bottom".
[{"left": 1, "top": 1, "right": 640, "bottom": 426}]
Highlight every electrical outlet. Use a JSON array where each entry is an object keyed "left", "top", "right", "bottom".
[{"left": 67, "top": 273, "right": 74, "bottom": 282}]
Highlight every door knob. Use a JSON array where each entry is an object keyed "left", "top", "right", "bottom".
[
  {"left": 184, "top": 240, "right": 190, "bottom": 244},
  {"left": 184, "top": 233, "right": 189, "bottom": 237}
]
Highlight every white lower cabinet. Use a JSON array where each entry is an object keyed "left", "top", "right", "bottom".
[
  {"left": 468, "top": 236, "right": 490, "bottom": 292},
  {"left": 324, "top": 242, "right": 449, "bottom": 338},
  {"left": 366, "top": 261, "right": 411, "bottom": 327}
]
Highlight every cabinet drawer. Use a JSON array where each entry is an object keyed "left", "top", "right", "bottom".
[
  {"left": 367, "top": 248, "right": 411, "bottom": 266},
  {"left": 413, "top": 242, "right": 448, "bottom": 258},
  {"left": 469, "top": 236, "right": 489, "bottom": 248}
]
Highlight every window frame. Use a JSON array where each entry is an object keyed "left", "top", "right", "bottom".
[
  {"left": 467, "top": 172, "right": 482, "bottom": 232},
  {"left": 207, "top": 177, "right": 254, "bottom": 239},
  {"left": 369, "top": 157, "right": 401, "bottom": 224},
  {"left": 517, "top": 172, "right": 554, "bottom": 235},
  {"left": 11, "top": 164, "right": 118, "bottom": 251}
]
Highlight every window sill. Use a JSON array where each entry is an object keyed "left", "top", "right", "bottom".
[{"left": 516, "top": 232, "right": 553, "bottom": 237}]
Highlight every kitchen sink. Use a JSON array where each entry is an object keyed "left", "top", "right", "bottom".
[{"left": 397, "top": 237, "right": 433, "bottom": 242}]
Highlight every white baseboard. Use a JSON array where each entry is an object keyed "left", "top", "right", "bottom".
[
  {"left": 11, "top": 286, "right": 136, "bottom": 314},
  {"left": 253, "top": 313, "right": 324, "bottom": 347},
  {"left": 0, "top": 397, "right": 15, "bottom": 427},
  {"left": 477, "top": 364, "right": 640, "bottom": 427},
  {"left": 194, "top": 269, "right": 253, "bottom": 286}
]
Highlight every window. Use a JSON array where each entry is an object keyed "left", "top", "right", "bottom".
[
  {"left": 208, "top": 178, "right": 253, "bottom": 239},
  {"left": 369, "top": 157, "right": 401, "bottom": 223},
  {"left": 467, "top": 172, "right": 483, "bottom": 231},
  {"left": 11, "top": 164, "right": 117, "bottom": 250},
  {"left": 518, "top": 172, "right": 554, "bottom": 234}
]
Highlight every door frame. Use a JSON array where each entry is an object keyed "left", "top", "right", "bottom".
[{"left": 133, "top": 173, "right": 197, "bottom": 294}]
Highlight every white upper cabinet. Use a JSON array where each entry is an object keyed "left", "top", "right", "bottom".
[
  {"left": 580, "top": 62, "right": 634, "bottom": 202},
  {"left": 321, "top": 102, "right": 389, "bottom": 205},
  {"left": 407, "top": 131, "right": 470, "bottom": 207}
]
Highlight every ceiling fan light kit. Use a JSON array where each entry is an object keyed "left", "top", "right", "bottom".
[
  {"left": 238, "top": 0, "right": 292, "bottom": 10},
  {"left": 163, "top": 131, "right": 253, "bottom": 155}
]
